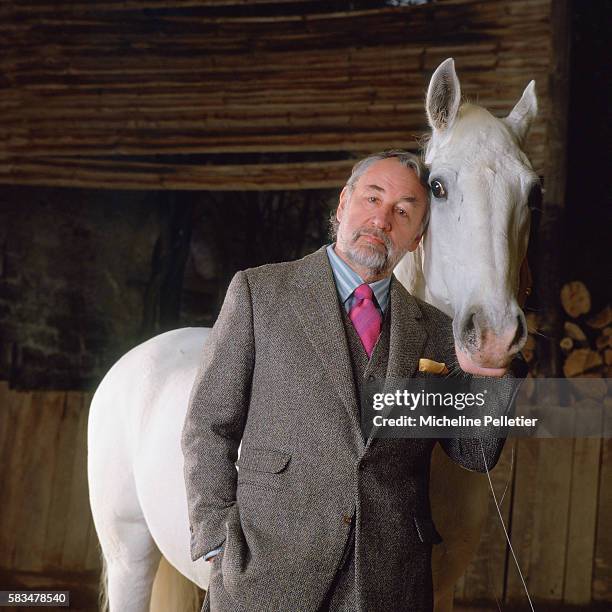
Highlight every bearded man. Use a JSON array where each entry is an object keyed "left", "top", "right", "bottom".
[{"left": 181, "top": 150, "right": 521, "bottom": 612}]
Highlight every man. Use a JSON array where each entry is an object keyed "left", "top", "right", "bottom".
[{"left": 182, "top": 150, "right": 522, "bottom": 612}]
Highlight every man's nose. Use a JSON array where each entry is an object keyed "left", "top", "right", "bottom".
[{"left": 371, "top": 206, "right": 392, "bottom": 231}]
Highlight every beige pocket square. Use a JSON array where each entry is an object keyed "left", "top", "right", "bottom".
[{"left": 418, "top": 358, "right": 449, "bottom": 375}]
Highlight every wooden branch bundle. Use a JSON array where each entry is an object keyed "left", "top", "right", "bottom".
[
  {"left": 558, "top": 281, "right": 612, "bottom": 380},
  {"left": 0, "top": 0, "right": 553, "bottom": 190},
  {"left": 0, "top": 155, "right": 356, "bottom": 190}
]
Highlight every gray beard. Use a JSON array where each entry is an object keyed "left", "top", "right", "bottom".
[{"left": 342, "top": 229, "right": 404, "bottom": 277}]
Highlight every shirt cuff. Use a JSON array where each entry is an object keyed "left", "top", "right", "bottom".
[{"left": 203, "top": 544, "right": 224, "bottom": 561}]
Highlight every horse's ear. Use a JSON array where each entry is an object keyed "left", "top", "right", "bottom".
[
  {"left": 426, "top": 58, "right": 461, "bottom": 132},
  {"left": 504, "top": 80, "right": 538, "bottom": 144}
]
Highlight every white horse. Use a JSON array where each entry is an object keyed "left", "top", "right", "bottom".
[{"left": 87, "top": 58, "right": 538, "bottom": 612}]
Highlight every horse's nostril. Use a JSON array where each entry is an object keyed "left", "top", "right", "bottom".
[
  {"left": 510, "top": 315, "right": 526, "bottom": 350},
  {"left": 463, "top": 313, "right": 478, "bottom": 347}
]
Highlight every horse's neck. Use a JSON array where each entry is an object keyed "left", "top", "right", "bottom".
[
  {"left": 394, "top": 242, "right": 455, "bottom": 318},
  {"left": 394, "top": 244, "right": 427, "bottom": 300}
]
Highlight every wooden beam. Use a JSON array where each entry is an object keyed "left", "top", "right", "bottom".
[
  {"left": 534, "top": 0, "right": 571, "bottom": 377},
  {"left": 0, "top": 0, "right": 553, "bottom": 190},
  {"left": 0, "top": 157, "right": 360, "bottom": 190}
]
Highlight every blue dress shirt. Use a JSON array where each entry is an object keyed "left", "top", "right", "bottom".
[{"left": 325, "top": 243, "right": 391, "bottom": 315}]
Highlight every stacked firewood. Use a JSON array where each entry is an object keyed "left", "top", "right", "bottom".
[
  {"left": 521, "top": 282, "right": 611, "bottom": 382},
  {"left": 520, "top": 283, "right": 610, "bottom": 404},
  {"left": 558, "top": 281, "right": 611, "bottom": 381}
]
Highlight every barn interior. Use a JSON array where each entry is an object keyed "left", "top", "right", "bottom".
[{"left": 0, "top": 0, "right": 610, "bottom": 610}]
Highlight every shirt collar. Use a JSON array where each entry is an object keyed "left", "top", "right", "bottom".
[{"left": 326, "top": 243, "right": 391, "bottom": 313}]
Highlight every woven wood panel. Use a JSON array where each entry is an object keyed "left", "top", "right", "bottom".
[{"left": 0, "top": 0, "right": 552, "bottom": 189}]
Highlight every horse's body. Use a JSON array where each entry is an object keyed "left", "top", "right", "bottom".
[
  {"left": 88, "top": 59, "right": 538, "bottom": 612},
  {"left": 88, "top": 327, "right": 210, "bottom": 611}
]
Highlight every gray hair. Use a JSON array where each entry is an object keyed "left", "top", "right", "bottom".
[{"left": 329, "top": 149, "right": 431, "bottom": 240}]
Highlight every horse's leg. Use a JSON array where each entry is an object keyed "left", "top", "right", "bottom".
[
  {"left": 88, "top": 386, "right": 161, "bottom": 612},
  {"left": 103, "top": 519, "right": 162, "bottom": 612},
  {"left": 91, "top": 456, "right": 162, "bottom": 612}
]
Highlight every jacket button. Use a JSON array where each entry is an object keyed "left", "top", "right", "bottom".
[
  {"left": 342, "top": 514, "right": 352, "bottom": 525},
  {"left": 367, "top": 375, "right": 376, "bottom": 382}
]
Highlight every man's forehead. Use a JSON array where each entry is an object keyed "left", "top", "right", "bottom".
[
  {"left": 360, "top": 157, "right": 419, "bottom": 182},
  {"left": 356, "top": 159, "right": 426, "bottom": 196}
]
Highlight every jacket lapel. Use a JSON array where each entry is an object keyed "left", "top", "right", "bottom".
[
  {"left": 386, "top": 276, "right": 428, "bottom": 381},
  {"left": 365, "top": 276, "right": 428, "bottom": 446},
  {"left": 289, "top": 246, "right": 364, "bottom": 449}
]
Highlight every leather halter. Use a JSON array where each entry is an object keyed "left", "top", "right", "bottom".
[{"left": 518, "top": 257, "right": 533, "bottom": 308}]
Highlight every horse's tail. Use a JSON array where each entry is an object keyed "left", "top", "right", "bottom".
[{"left": 150, "top": 556, "right": 203, "bottom": 612}]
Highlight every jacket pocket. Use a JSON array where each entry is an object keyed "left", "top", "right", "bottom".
[
  {"left": 413, "top": 514, "right": 443, "bottom": 545},
  {"left": 221, "top": 507, "right": 248, "bottom": 603},
  {"left": 236, "top": 448, "right": 291, "bottom": 473}
]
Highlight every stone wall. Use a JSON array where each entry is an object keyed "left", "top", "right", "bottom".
[{"left": 0, "top": 186, "right": 335, "bottom": 389}]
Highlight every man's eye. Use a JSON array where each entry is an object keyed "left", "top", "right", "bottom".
[
  {"left": 396, "top": 207, "right": 407, "bottom": 216},
  {"left": 367, "top": 196, "right": 378, "bottom": 204},
  {"left": 430, "top": 179, "right": 447, "bottom": 199}
]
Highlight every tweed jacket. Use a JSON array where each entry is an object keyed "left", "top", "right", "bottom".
[{"left": 181, "top": 245, "right": 520, "bottom": 612}]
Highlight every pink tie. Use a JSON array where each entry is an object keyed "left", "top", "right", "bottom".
[{"left": 349, "top": 284, "right": 382, "bottom": 358}]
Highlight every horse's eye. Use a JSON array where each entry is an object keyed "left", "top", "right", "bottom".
[{"left": 430, "top": 179, "right": 447, "bottom": 199}]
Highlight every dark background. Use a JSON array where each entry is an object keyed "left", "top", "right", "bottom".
[
  {"left": 562, "top": 1, "right": 611, "bottom": 309},
  {"left": 0, "top": 0, "right": 609, "bottom": 391}
]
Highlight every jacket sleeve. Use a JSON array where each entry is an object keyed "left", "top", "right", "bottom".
[
  {"left": 181, "top": 270, "right": 254, "bottom": 561},
  {"left": 438, "top": 340, "right": 527, "bottom": 473}
]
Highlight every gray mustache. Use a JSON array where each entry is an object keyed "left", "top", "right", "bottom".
[{"left": 353, "top": 229, "right": 392, "bottom": 251}]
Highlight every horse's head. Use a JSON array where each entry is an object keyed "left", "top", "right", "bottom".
[{"left": 405, "top": 58, "right": 539, "bottom": 376}]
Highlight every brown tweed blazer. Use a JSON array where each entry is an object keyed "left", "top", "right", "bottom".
[{"left": 181, "top": 245, "right": 519, "bottom": 612}]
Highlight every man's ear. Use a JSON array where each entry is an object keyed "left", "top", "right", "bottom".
[{"left": 337, "top": 186, "right": 349, "bottom": 222}]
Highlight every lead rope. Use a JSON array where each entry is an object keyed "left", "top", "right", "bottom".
[
  {"left": 478, "top": 438, "right": 535, "bottom": 612},
  {"left": 478, "top": 253, "right": 535, "bottom": 609}
]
